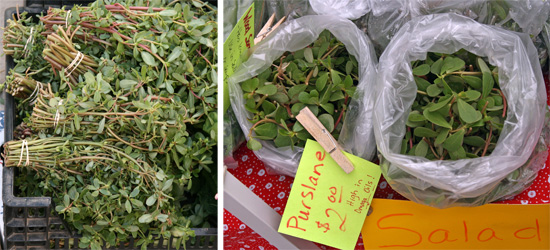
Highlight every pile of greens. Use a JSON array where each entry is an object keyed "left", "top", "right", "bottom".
[
  {"left": 2, "top": 0, "right": 217, "bottom": 249},
  {"left": 403, "top": 51, "right": 506, "bottom": 160},
  {"left": 243, "top": 30, "right": 359, "bottom": 150}
]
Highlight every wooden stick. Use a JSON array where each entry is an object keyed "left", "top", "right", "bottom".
[{"left": 296, "top": 107, "right": 354, "bottom": 174}]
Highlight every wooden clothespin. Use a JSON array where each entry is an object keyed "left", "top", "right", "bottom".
[
  {"left": 254, "top": 13, "right": 287, "bottom": 44},
  {"left": 295, "top": 107, "right": 355, "bottom": 174}
]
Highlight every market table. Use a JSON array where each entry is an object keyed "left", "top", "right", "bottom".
[{"left": 223, "top": 77, "right": 550, "bottom": 250}]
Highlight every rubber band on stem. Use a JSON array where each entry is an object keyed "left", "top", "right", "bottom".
[
  {"left": 22, "top": 81, "right": 42, "bottom": 105},
  {"left": 17, "top": 140, "right": 30, "bottom": 166},
  {"left": 53, "top": 100, "right": 64, "bottom": 127},
  {"left": 65, "top": 51, "right": 84, "bottom": 77},
  {"left": 23, "top": 27, "right": 34, "bottom": 56},
  {"left": 65, "top": 10, "right": 71, "bottom": 27}
]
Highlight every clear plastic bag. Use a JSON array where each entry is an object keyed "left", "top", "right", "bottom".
[
  {"left": 223, "top": 108, "right": 245, "bottom": 169},
  {"left": 309, "top": 0, "right": 370, "bottom": 20},
  {"left": 228, "top": 15, "right": 378, "bottom": 176},
  {"left": 364, "top": 0, "right": 550, "bottom": 54},
  {"left": 223, "top": 0, "right": 313, "bottom": 169},
  {"left": 373, "top": 13, "right": 548, "bottom": 208}
]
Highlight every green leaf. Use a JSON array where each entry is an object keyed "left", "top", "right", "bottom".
[
  {"left": 167, "top": 47, "right": 182, "bottom": 62},
  {"left": 68, "top": 186, "right": 78, "bottom": 200},
  {"left": 434, "top": 128, "right": 450, "bottom": 145},
  {"left": 304, "top": 48, "right": 314, "bottom": 63},
  {"left": 130, "top": 187, "right": 139, "bottom": 198},
  {"left": 96, "top": 220, "right": 109, "bottom": 226},
  {"left": 247, "top": 138, "right": 262, "bottom": 150},
  {"left": 440, "top": 56, "right": 465, "bottom": 75},
  {"left": 406, "top": 119, "right": 426, "bottom": 128},
  {"left": 443, "top": 130, "right": 465, "bottom": 152},
  {"left": 412, "top": 64, "right": 430, "bottom": 76},
  {"left": 275, "top": 106, "right": 290, "bottom": 121},
  {"left": 464, "top": 136, "right": 486, "bottom": 147},
  {"left": 268, "top": 92, "right": 289, "bottom": 103},
  {"left": 438, "top": 77, "right": 453, "bottom": 95},
  {"left": 288, "top": 85, "right": 308, "bottom": 99},
  {"left": 141, "top": 51, "right": 157, "bottom": 66},
  {"left": 318, "top": 114, "right": 335, "bottom": 133},
  {"left": 329, "top": 91, "right": 345, "bottom": 102},
  {"left": 482, "top": 71, "right": 494, "bottom": 98},
  {"left": 157, "top": 214, "right": 169, "bottom": 222},
  {"left": 424, "top": 110, "right": 452, "bottom": 129},
  {"left": 126, "top": 225, "right": 139, "bottom": 232},
  {"left": 241, "top": 78, "right": 259, "bottom": 92},
  {"left": 125, "top": 200, "right": 132, "bottom": 213},
  {"left": 274, "top": 133, "right": 292, "bottom": 148},
  {"left": 427, "top": 84, "right": 442, "bottom": 97},
  {"left": 427, "top": 96, "right": 452, "bottom": 112},
  {"left": 316, "top": 73, "right": 329, "bottom": 91},
  {"left": 166, "top": 82, "right": 174, "bottom": 94},
  {"left": 477, "top": 58, "right": 490, "bottom": 73},
  {"left": 162, "top": 179, "right": 174, "bottom": 191},
  {"left": 298, "top": 92, "right": 312, "bottom": 104},
  {"left": 459, "top": 90, "right": 481, "bottom": 101},
  {"left": 93, "top": 92, "right": 101, "bottom": 103},
  {"left": 408, "top": 111, "right": 426, "bottom": 122},
  {"left": 414, "top": 127, "right": 438, "bottom": 138},
  {"left": 318, "top": 42, "right": 330, "bottom": 58},
  {"left": 415, "top": 140, "right": 429, "bottom": 157},
  {"left": 138, "top": 214, "right": 153, "bottom": 224},
  {"left": 457, "top": 98, "right": 482, "bottom": 123},
  {"left": 159, "top": 9, "right": 177, "bottom": 16},
  {"left": 462, "top": 75, "right": 482, "bottom": 89},
  {"left": 321, "top": 103, "right": 334, "bottom": 115},
  {"left": 330, "top": 69, "right": 341, "bottom": 85},
  {"left": 261, "top": 101, "right": 276, "bottom": 115},
  {"left": 343, "top": 75, "right": 353, "bottom": 88},
  {"left": 120, "top": 79, "right": 138, "bottom": 90},
  {"left": 291, "top": 103, "right": 306, "bottom": 116},
  {"left": 97, "top": 117, "right": 106, "bottom": 134},
  {"left": 293, "top": 122, "right": 304, "bottom": 132},
  {"left": 146, "top": 194, "right": 157, "bottom": 206},
  {"left": 448, "top": 146, "right": 466, "bottom": 160},
  {"left": 415, "top": 77, "right": 431, "bottom": 91},
  {"left": 345, "top": 61, "right": 353, "bottom": 75},
  {"left": 296, "top": 130, "right": 312, "bottom": 141},
  {"left": 256, "top": 85, "right": 278, "bottom": 95},
  {"left": 431, "top": 57, "right": 444, "bottom": 75},
  {"left": 254, "top": 123, "right": 277, "bottom": 139}
]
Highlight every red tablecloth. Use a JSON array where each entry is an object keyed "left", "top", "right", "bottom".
[{"left": 224, "top": 78, "right": 550, "bottom": 250}]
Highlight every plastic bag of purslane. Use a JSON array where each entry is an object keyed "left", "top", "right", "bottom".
[
  {"left": 228, "top": 15, "right": 378, "bottom": 176},
  {"left": 309, "top": 0, "right": 371, "bottom": 20},
  {"left": 372, "top": 13, "right": 548, "bottom": 208},
  {"left": 363, "top": 0, "right": 550, "bottom": 55},
  {"left": 419, "top": 0, "right": 550, "bottom": 68}
]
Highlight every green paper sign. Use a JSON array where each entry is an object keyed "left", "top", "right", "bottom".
[
  {"left": 278, "top": 139, "right": 382, "bottom": 250},
  {"left": 223, "top": 3, "right": 254, "bottom": 112}
]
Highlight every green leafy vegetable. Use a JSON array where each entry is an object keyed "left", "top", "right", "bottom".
[
  {"left": 403, "top": 51, "right": 506, "bottom": 160},
  {"left": 241, "top": 30, "right": 359, "bottom": 150}
]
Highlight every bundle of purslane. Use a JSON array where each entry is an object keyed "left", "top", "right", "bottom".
[{"left": 2, "top": 1, "right": 217, "bottom": 249}]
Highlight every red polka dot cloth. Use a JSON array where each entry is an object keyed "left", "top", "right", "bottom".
[{"left": 224, "top": 77, "right": 550, "bottom": 250}]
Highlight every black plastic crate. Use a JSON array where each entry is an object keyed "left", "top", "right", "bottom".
[
  {"left": 3, "top": 6, "right": 217, "bottom": 250},
  {"left": 25, "top": 0, "right": 95, "bottom": 8}
]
